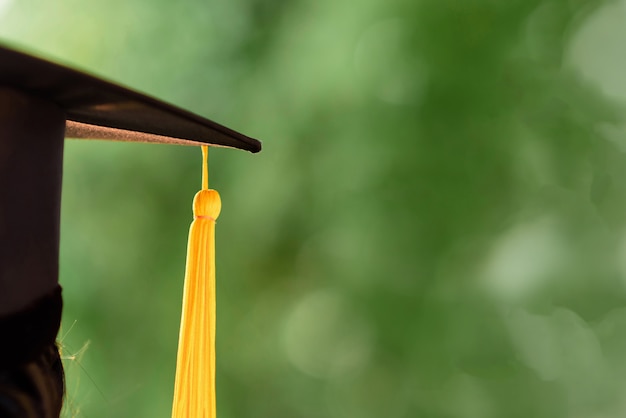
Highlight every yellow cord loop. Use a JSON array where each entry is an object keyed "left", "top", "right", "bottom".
[
  {"left": 172, "top": 145, "right": 221, "bottom": 418},
  {"left": 202, "top": 145, "right": 209, "bottom": 191}
]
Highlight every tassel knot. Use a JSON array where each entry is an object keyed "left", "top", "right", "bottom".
[{"left": 193, "top": 190, "right": 221, "bottom": 220}]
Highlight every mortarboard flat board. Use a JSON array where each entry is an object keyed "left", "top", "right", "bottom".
[
  {"left": 0, "top": 44, "right": 261, "bottom": 366},
  {"left": 0, "top": 44, "right": 261, "bottom": 151}
]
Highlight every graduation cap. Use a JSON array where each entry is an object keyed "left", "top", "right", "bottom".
[{"left": 0, "top": 44, "right": 260, "bottom": 417}]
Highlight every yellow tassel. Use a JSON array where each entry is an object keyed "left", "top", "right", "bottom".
[{"left": 172, "top": 145, "right": 221, "bottom": 418}]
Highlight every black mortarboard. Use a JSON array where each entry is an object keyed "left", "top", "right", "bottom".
[{"left": 0, "top": 44, "right": 261, "bottom": 369}]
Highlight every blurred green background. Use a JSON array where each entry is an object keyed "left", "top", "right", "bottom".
[{"left": 3, "top": 0, "right": 626, "bottom": 416}]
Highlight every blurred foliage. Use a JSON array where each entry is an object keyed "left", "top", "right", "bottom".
[{"left": 3, "top": 0, "right": 626, "bottom": 417}]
